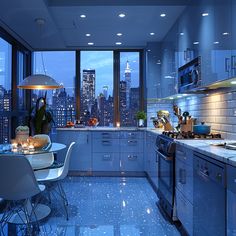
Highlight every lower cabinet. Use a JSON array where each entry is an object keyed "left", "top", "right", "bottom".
[
  {"left": 56, "top": 130, "right": 92, "bottom": 172},
  {"left": 175, "top": 143, "right": 193, "bottom": 236}
]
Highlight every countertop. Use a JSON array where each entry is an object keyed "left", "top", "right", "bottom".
[{"left": 176, "top": 139, "right": 236, "bottom": 167}]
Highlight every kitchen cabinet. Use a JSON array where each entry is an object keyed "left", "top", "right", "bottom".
[
  {"left": 92, "top": 131, "right": 120, "bottom": 172},
  {"left": 226, "top": 164, "right": 236, "bottom": 235},
  {"left": 119, "top": 131, "right": 144, "bottom": 173},
  {"left": 145, "top": 131, "right": 158, "bottom": 191},
  {"left": 146, "top": 42, "right": 162, "bottom": 99},
  {"left": 175, "top": 143, "right": 193, "bottom": 235},
  {"left": 56, "top": 130, "right": 92, "bottom": 172}
]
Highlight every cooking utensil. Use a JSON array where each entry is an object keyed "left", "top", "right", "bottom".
[
  {"left": 193, "top": 122, "right": 211, "bottom": 135},
  {"left": 182, "top": 111, "right": 189, "bottom": 124}
]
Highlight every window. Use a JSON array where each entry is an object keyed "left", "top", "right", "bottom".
[
  {"left": 80, "top": 51, "right": 114, "bottom": 126},
  {"left": 33, "top": 51, "right": 76, "bottom": 127},
  {"left": 0, "top": 37, "right": 12, "bottom": 143},
  {"left": 119, "top": 52, "right": 140, "bottom": 127}
]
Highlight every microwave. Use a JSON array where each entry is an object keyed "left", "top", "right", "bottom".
[{"left": 178, "top": 56, "right": 201, "bottom": 93}]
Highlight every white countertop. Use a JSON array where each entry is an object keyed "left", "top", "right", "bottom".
[{"left": 176, "top": 139, "right": 236, "bottom": 166}]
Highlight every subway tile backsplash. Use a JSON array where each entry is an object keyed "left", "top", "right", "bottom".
[{"left": 147, "top": 91, "right": 236, "bottom": 139}]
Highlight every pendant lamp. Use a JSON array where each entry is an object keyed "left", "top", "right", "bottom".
[{"left": 17, "top": 18, "right": 62, "bottom": 90}]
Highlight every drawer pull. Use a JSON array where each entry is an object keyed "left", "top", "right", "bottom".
[
  {"left": 102, "top": 140, "right": 111, "bottom": 145},
  {"left": 103, "top": 154, "right": 111, "bottom": 161},
  {"left": 128, "top": 155, "right": 137, "bottom": 160},
  {"left": 128, "top": 140, "right": 137, "bottom": 144}
]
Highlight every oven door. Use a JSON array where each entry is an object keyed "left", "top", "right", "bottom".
[{"left": 156, "top": 148, "right": 174, "bottom": 204}]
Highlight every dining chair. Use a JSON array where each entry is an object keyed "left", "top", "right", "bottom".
[
  {"left": 34, "top": 142, "right": 75, "bottom": 220},
  {"left": 26, "top": 134, "right": 54, "bottom": 170},
  {"left": 0, "top": 155, "right": 50, "bottom": 235}
]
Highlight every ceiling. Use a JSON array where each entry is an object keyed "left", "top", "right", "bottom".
[{"left": 0, "top": 0, "right": 192, "bottom": 50}]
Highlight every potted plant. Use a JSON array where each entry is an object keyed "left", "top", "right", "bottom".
[
  {"left": 29, "top": 95, "right": 55, "bottom": 135},
  {"left": 136, "top": 111, "right": 147, "bottom": 127}
]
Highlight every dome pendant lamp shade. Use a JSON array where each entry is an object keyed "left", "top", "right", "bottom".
[{"left": 17, "top": 74, "right": 63, "bottom": 90}]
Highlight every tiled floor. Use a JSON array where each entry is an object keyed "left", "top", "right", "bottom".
[{"left": 40, "top": 177, "right": 181, "bottom": 236}]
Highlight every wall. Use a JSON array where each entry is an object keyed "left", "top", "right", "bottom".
[{"left": 147, "top": 91, "right": 236, "bottom": 139}]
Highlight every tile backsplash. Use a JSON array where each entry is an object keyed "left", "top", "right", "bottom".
[{"left": 147, "top": 91, "right": 236, "bottom": 139}]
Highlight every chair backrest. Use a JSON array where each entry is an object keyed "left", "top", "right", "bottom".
[
  {"left": 33, "top": 134, "right": 51, "bottom": 144},
  {"left": 0, "top": 155, "right": 41, "bottom": 201},
  {"left": 59, "top": 142, "right": 75, "bottom": 180}
]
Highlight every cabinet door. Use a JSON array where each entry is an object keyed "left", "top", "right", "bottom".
[
  {"left": 92, "top": 152, "right": 120, "bottom": 171},
  {"left": 213, "top": 0, "right": 232, "bottom": 81},
  {"left": 120, "top": 153, "right": 143, "bottom": 172},
  {"left": 56, "top": 131, "right": 92, "bottom": 172}
]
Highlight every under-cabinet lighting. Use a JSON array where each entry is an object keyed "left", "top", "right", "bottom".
[
  {"left": 169, "top": 97, "right": 174, "bottom": 100},
  {"left": 117, "top": 33, "right": 123, "bottom": 36},
  {"left": 230, "top": 81, "right": 236, "bottom": 84},
  {"left": 150, "top": 32, "right": 155, "bottom": 36},
  {"left": 160, "top": 13, "right": 166, "bottom": 17},
  {"left": 223, "top": 32, "right": 229, "bottom": 35},
  {"left": 88, "top": 42, "right": 94, "bottom": 45},
  {"left": 85, "top": 33, "right": 91, "bottom": 37},
  {"left": 116, "top": 42, "right": 122, "bottom": 45},
  {"left": 80, "top": 14, "right": 86, "bottom": 18}
]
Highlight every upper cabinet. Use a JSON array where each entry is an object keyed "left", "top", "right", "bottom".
[{"left": 146, "top": 42, "right": 162, "bottom": 99}]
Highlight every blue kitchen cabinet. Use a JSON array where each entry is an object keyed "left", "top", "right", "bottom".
[
  {"left": 160, "top": 23, "right": 179, "bottom": 98},
  {"left": 145, "top": 131, "right": 158, "bottom": 191},
  {"left": 212, "top": 0, "right": 232, "bottom": 82},
  {"left": 146, "top": 42, "right": 162, "bottom": 99},
  {"left": 56, "top": 130, "right": 92, "bottom": 172},
  {"left": 92, "top": 131, "right": 120, "bottom": 172},
  {"left": 175, "top": 143, "right": 193, "bottom": 235},
  {"left": 119, "top": 131, "right": 144, "bottom": 172}
]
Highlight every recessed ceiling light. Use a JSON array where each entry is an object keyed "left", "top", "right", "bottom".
[
  {"left": 88, "top": 42, "right": 94, "bottom": 45},
  {"left": 117, "top": 33, "right": 123, "bottom": 36},
  {"left": 116, "top": 42, "right": 122, "bottom": 45},
  {"left": 150, "top": 32, "right": 155, "bottom": 36},
  {"left": 86, "top": 33, "right": 91, "bottom": 37},
  {"left": 202, "top": 13, "right": 209, "bottom": 16},
  {"left": 147, "top": 49, "right": 151, "bottom": 52},
  {"left": 180, "top": 32, "right": 184, "bottom": 36},
  {"left": 230, "top": 81, "right": 236, "bottom": 84},
  {"left": 160, "top": 13, "right": 166, "bottom": 17},
  {"left": 213, "top": 41, "right": 219, "bottom": 44},
  {"left": 193, "top": 41, "right": 199, "bottom": 45},
  {"left": 223, "top": 32, "right": 229, "bottom": 35},
  {"left": 80, "top": 14, "right": 86, "bottom": 18},
  {"left": 118, "top": 13, "right": 126, "bottom": 18}
]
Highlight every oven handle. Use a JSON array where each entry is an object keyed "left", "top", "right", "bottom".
[{"left": 155, "top": 148, "right": 173, "bottom": 161}]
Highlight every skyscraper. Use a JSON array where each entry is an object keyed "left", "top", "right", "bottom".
[
  {"left": 125, "top": 60, "right": 131, "bottom": 109},
  {"left": 82, "top": 69, "right": 96, "bottom": 114},
  {"left": 102, "top": 85, "right": 108, "bottom": 100}
]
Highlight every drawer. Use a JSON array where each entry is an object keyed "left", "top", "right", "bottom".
[
  {"left": 175, "top": 158, "right": 193, "bottom": 203},
  {"left": 176, "top": 144, "right": 193, "bottom": 166},
  {"left": 92, "top": 152, "right": 120, "bottom": 171},
  {"left": 120, "top": 152, "right": 144, "bottom": 171},
  {"left": 176, "top": 189, "right": 193, "bottom": 236},
  {"left": 92, "top": 131, "right": 119, "bottom": 139},
  {"left": 120, "top": 139, "right": 143, "bottom": 153},
  {"left": 93, "top": 139, "right": 119, "bottom": 152},
  {"left": 120, "top": 131, "right": 143, "bottom": 139}
]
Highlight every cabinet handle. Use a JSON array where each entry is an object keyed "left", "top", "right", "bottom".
[
  {"left": 225, "top": 57, "right": 230, "bottom": 73},
  {"left": 128, "top": 140, "right": 137, "bottom": 144},
  {"left": 103, "top": 154, "right": 111, "bottom": 161},
  {"left": 102, "top": 140, "right": 111, "bottom": 145},
  {"left": 128, "top": 155, "right": 137, "bottom": 160}
]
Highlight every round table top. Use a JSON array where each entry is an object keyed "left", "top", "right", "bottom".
[{"left": 0, "top": 142, "right": 66, "bottom": 155}]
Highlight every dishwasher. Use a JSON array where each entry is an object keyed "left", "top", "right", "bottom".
[{"left": 193, "top": 152, "right": 226, "bottom": 236}]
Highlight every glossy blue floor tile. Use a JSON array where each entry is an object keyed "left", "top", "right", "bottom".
[{"left": 39, "top": 176, "right": 180, "bottom": 236}]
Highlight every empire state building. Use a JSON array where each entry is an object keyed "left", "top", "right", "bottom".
[{"left": 125, "top": 60, "right": 131, "bottom": 109}]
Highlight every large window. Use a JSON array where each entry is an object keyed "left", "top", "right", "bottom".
[
  {"left": 119, "top": 52, "right": 140, "bottom": 127},
  {"left": 0, "top": 37, "right": 12, "bottom": 143},
  {"left": 33, "top": 51, "right": 76, "bottom": 127},
  {"left": 80, "top": 51, "right": 114, "bottom": 126}
]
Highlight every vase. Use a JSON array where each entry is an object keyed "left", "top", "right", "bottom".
[{"left": 138, "top": 119, "right": 144, "bottom": 127}]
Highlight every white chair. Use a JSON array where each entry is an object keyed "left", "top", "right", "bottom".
[
  {"left": 34, "top": 142, "right": 75, "bottom": 220},
  {"left": 26, "top": 134, "right": 54, "bottom": 170},
  {"left": 0, "top": 155, "right": 50, "bottom": 235}
]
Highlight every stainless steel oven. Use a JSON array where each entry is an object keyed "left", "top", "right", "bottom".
[{"left": 156, "top": 135, "right": 176, "bottom": 221}]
